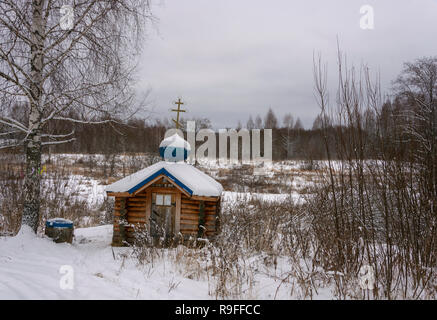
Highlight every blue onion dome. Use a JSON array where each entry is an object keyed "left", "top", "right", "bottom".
[{"left": 159, "top": 133, "right": 191, "bottom": 162}]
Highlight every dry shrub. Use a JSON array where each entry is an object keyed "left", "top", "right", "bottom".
[{"left": 0, "top": 153, "right": 107, "bottom": 234}]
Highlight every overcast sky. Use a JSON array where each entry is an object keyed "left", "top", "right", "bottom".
[{"left": 137, "top": 0, "right": 437, "bottom": 129}]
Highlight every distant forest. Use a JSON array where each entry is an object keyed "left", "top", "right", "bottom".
[
  {"left": 1, "top": 55, "right": 434, "bottom": 163},
  {"left": 0, "top": 95, "right": 423, "bottom": 161}
]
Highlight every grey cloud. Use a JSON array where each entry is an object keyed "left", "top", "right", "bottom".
[{"left": 138, "top": 0, "right": 437, "bottom": 129}]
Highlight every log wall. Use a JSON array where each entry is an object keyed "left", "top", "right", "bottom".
[
  {"left": 180, "top": 194, "right": 220, "bottom": 238},
  {"left": 111, "top": 189, "right": 220, "bottom": 246},
  {"left": 112, "top": 192, "right": 149, "bottom": 245}
]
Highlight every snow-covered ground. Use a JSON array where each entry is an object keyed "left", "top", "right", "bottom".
[
  {"left": 0, "top": 154, "right": 325, "bottom": 299},
  {"left": 222, "top": 191, "right": 304, "bottom": 205},
  {"left": 42, "top": 174, "right": 106, "bottom": 208},
  {"left": 0, "top": 225, "right": 332, "bottom": 300},
  {"left": 1, "top": 154, "right": 433, "bottom": 300},
  {"left": 0, "top": 225, "right": 209, "bottom": 299}
]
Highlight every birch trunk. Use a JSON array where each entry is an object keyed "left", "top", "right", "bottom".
[
  {"left": 22, "top": 129, "right": 42, "bottom": 232},
  {"left": 21, "top": 0, "right": 45, "bottom": 232}
]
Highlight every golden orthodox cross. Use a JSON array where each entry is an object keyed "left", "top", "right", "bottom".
[{"left": 171, "top": 98, "right": 186, "bottom": 129}]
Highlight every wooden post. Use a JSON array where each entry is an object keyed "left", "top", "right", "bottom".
[
  {"left": 119, "top": 198, "right": 127, "bottom": 245},
  {"left": 145, "top": 189, "right": 151, "bottom": 233},
  {"left": 215, "top": 197, "right": 221, "bottom": 234},
  {"left": 198, "top": 200, "right": 205, "bottom": 238},
  {"left": 175, "top": 192, "right": 181, "bottom": 235}
]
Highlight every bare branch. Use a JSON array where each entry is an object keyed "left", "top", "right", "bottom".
[
  {"left": 51, "top": 116, "right": 121, "bottom": 125},
  {"left": 40, "top": 130, "right": 75, "bottom": 138},
  {"left": 41, "top": 137, "right": 76, "bottom": 146}
]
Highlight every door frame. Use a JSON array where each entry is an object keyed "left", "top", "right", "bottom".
[{"left": 149, "top": 191, "right": 181, "bottom": 237}]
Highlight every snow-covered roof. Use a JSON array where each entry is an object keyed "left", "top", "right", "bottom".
[
  {"left": 105, "top": 161, "right": 223, "bottom": 197},
  {"left": 159, "top": 133, "right": 191, "bottom": 151}
]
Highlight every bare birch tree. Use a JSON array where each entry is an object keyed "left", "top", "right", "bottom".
[{"left": 0, "top": 0, "right": 153, "bottom": 232}]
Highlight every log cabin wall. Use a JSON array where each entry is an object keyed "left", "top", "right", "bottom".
[
  {"left": 112, "top": 192, "right": 150, "bottom": 246},
  {"left": 180, "top": 195, "right": 220, "bottom": 238},
  {"left": 111, "top": 188, "right": 221, "bottom": 246},
  {"left": 112, "top": 196, "right": 124, "bottom": 245}
]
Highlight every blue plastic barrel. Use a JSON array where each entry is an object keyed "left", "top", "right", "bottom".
[
  {"left": 45, "top": 218, "right": 74, "bottom": 243},
  {"left": 46, "top": 218, "right": 73, "bottom": 228}
]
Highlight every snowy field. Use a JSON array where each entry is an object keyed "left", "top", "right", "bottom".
[
  {"left": 2, "top": 154, "right": 432, "bottom": 299},
  {"left": 1, "top": 153, "right": 319, "bottom": 231},
  {"left": 0, "top": 225, "right": 210, "bottom": 299},
  {"left": 0, "top": 225, "right": 333, "bottom": 300},
  {"left": 0, "top": 153, "right": 333, "bottom": 299}
]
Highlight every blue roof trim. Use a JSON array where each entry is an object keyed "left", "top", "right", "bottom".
[{"left": 127, "top": 167, "right": 193, "bottom": 196}]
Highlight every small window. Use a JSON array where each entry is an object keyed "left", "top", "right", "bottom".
[
  {"left": 156, "top": 194, "right": 164, "bottom": 205},
  {"left": 164, "top": 194, "right": 172, "bottom": 206},
  {"left": 154, "top": 193, "right": 172, "bottom": 206}
]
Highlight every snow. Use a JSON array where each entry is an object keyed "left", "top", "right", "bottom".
[
  {"left": 105, "top": 161, "right": 223, "bottom": 197},
  {"left": 0, "top": 154, "right": 332, "bottom": 299},
  {"left": 47, "top": 218, "right": 73, "bottom": 224},
  {"left": 222, "top": 191, "right": 304, "bottom": 205},
  {"left": 0, "top": 224, "right": 332, "bottom": 300},
  {"left": 159, "top": 133, "right": 191, "bottom": 151},
  {"left": 42, "top": 174, "right": 106, "bottom": 208},
  {"left": 0, "top": 225, "right": 208, "bottom": 299},
  {"left": 46, "top": 218, "right": 74, "bottom": 228}
]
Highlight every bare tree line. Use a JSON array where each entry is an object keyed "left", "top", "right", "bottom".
[{"left": 1, "top": 83, "right": 434, "bottom": 163}]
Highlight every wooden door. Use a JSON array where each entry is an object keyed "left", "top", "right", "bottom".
[{"left": 150, "top": 193, "right": 175, "bottom": 239}]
